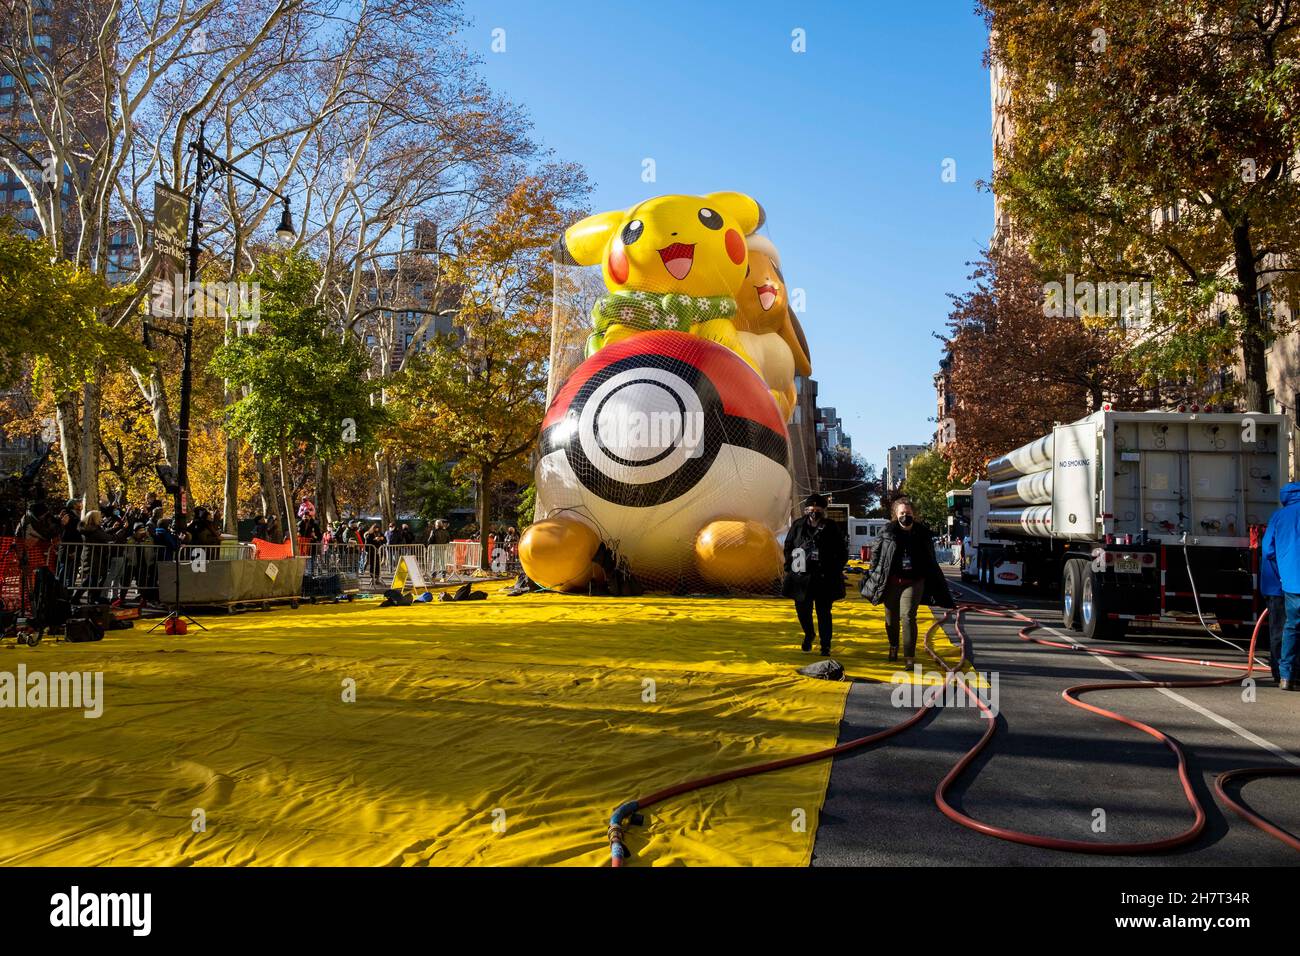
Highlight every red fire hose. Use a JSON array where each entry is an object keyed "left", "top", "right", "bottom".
[{"left": 605, "top": 602, "right": 1299, "bottom": 865}]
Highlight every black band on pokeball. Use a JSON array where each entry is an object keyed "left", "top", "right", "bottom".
[{"left": 539, "top": 353, "right": 788, "bottom": 508}]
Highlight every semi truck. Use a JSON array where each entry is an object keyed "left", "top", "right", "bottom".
[{"left": 962, "top": 408, "right": 1289, "bottom": 640}]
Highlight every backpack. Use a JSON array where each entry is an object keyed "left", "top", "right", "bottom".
[
  {"left": 439, "top": 583, "right": 486, "bottom": 602},
  {"left": 30, "top": 566, "right": 70, "bottom": 634},
  {"left": 379, "top": 588, "right": 414, "bottom": 607},
  {"left": 65, "top": 616, "right": 105, "bottom": 643}
]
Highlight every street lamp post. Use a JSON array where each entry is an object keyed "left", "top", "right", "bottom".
[{"left": 174, "top": 118, "right": 294, "bottom": 520}]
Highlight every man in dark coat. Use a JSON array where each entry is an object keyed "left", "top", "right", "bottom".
[
  {"left": 861, "top": 497, "right": 955, "bottom": 666},
  {"left": 782, "top": 493, "right": 849, "bottom": 655}
]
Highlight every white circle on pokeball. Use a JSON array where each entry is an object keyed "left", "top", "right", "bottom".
[{"left": 578, "top": 366, "right": 706, "bottom": 486}]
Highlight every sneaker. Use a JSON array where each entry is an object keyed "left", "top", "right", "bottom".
[
  {"left": 887, "top": 647, "right": 899, "bottom": 662},
  {"left": 800, "top": 637, "right": 812, "bottom": 653},
  {"left": 904, "top": 657, "right": 914, "bottom": 670},
  {"left": 820, "top": 645, "right": 831, "bottom": 656}
]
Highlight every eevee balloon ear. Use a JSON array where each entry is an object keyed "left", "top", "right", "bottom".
[
  {"left": 704, "top": 191, "right": 764, "bottom": 235},
  {"left": 556, "top": 208, "right": 626, "bottom": 266}
]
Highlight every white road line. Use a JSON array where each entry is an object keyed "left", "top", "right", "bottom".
[{"left": 947, "top": 577, "right": 1300, "bottom": 767}]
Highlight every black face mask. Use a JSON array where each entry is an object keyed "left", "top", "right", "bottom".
[{"left": 897, "top": 514, "right": 914, "bottom": 528}]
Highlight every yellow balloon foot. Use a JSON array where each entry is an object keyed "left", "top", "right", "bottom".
[
  {"left": 694, "top": 519, "right": 782, "bottom": 591},
  {"left": 519, "top": 517, "right": 601, "bottom": 592}
]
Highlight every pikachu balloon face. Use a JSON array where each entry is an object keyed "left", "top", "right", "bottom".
[
  {"left": 560, "top": 192, "right": 766, "bottom": 374},
  {"left": 559, "top": 192, "right": 763, "bottom": 298}
]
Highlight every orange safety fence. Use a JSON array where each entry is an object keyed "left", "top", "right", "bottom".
[
  {"left": 450, "top": 537, "right": 493, "bottom": 568},
  {"left": 252, "top": 537, "right": 293, "bottom": 560},
  {"left": 0, "top": 536, "right": 59, "bottom": 613}
]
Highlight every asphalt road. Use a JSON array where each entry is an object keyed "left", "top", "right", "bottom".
[{"left": 812, "top": 568, "right": 1300, "bottom": 866}]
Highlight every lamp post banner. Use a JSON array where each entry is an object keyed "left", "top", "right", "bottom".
[{"left": 151, "top": 182, "right": 191, "bottom": 320}]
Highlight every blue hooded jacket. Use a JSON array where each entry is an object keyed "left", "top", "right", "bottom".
[{"left": 1261, "top": 482, "right": 1300, "bottom": 596}]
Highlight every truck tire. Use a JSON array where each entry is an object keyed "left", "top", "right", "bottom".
[
  {"left": 1061, "top": 559, "right": 1084, "bottom": 632},
  {"left": 1080, "top": 570, "right": 1127, "bottom": 641}
]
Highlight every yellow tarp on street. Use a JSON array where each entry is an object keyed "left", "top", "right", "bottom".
[{"left": 0, "top": 590, "right": 946, "bottom": 866}]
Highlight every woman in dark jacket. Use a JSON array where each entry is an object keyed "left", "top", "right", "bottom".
[
  {"left": 74, "top": 509, "right": 111, "bottom": 604},
  {"left": 782, "top": 493, "right": 849, "bottom": 655},
  {"left": 861, "top": 497, "right": 955, "bottom": 666}
]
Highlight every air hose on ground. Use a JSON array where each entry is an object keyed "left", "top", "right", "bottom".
[{"left": 604, "top": 600, "right": 1298, "bottom": 865}]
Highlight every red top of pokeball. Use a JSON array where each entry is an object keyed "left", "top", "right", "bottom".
[{"left": 543, "top": 330, "right": 785, "bottom": 434}]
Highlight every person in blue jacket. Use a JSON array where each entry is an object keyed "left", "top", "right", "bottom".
[{"left": 1261, "top": 482, "right": 1300, "bottom": 690}]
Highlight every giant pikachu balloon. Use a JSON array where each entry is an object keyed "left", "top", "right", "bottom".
[
  {"left": 522, "top": 191, "right": 795, "bottom": 592},
  {"left": 558, "top": 191, "right": 764, "bottom": 374}
]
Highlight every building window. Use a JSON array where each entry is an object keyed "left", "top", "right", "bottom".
[{"left": 1259, "top": 286, "right": 1274, "bottom": 325}]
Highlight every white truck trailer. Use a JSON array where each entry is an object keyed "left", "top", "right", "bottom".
[{"left": 962, "top": 409, "right": 1289, "bottom": 640}]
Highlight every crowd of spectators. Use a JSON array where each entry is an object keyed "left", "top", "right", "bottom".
[
  {"left": 11, "top": 491, "right": 227, "bottom": 608},
  {"left": 8, "top": 486, "right": 525, "bottom": 606}
]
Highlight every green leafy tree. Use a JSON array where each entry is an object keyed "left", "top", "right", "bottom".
[
  {"left": 899, "top": 449, "right": 963, "bottom": 530},
  {"left": 411, "top": 460, "right": 471, "bottom": 525},
  {"left": 209, "top": 250, "right": 386, "bottom": 553},
  {"left": 516, "top": 484, "right": 536, "bottom": 528},
  {"left": 0, "top": 224, "right": 140, "bottom": 395}
]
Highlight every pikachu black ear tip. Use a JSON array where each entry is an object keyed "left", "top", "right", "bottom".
[{"left": 553, "top": 235, "right": 578, "bottom": 265}]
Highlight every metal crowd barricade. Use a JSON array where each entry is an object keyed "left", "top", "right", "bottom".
[
  {"left": 374, "top": 543, "right": 428, "bottom": 587},
  {"left": 286, "top": 540, "right": 518, "bottom": 593},
  {"left": 425, "top": 544, "right": 455, "bottom": 578},
  {"left": 298, "top": 541, "right": 366, "bottom": 595},
  {"left": 53, "top": 540, "right": 166, "bottom": 607}
]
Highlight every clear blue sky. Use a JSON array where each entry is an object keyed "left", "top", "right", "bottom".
[{"left": 469, "top": 0, "right": 994, "bottom": 472}]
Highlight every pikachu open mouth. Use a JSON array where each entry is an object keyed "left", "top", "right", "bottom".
[
  {"left": 755, "top": 283, "right": 778, "bottom": 311},
  {"left": 658, "top": 242, "right": 695, "bottom": 280}
]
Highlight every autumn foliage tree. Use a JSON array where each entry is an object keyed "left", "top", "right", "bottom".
[
  {"left": 982, "top": 0, "right": 1300, "bottom": 411},
  {"left": 942, "top": 244, "right": 1134, "bottom": 480},
  {"left": 384, "top": 174, "right": 580, "bottom": 568}
]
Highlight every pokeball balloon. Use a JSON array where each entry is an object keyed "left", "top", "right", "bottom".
[{"left": 523, "top": 330, "right": 792, "bottom": 590}]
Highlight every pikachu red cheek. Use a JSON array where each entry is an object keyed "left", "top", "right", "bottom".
[
  {"left": 608, "top": 239, "right": 630, "bottom": 285},
  {"left": 725, "top": 229, "right": 745, "bottom": 265}
]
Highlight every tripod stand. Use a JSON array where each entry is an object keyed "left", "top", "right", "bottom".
[{"left": 147, "top": 545, "right": 207, "bottom": 634}]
